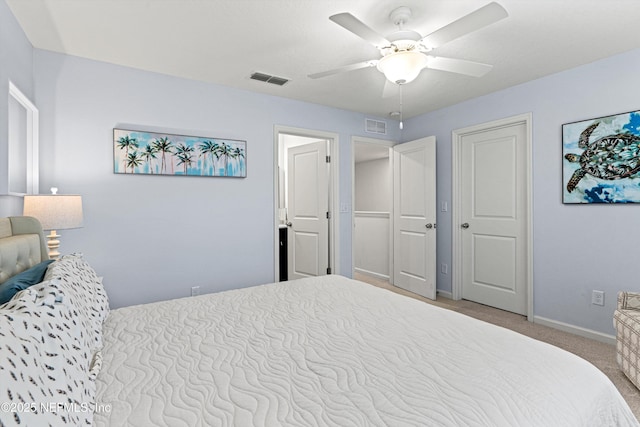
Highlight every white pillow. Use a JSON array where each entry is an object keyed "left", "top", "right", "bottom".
[
  {"left": 0, "top": 288, "right": 95, "bottom": 426},
  {"left": 44, "top": 253, "right": 110, "bottom": 352}
]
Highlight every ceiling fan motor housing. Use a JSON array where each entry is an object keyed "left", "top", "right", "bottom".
[
  {"left": 380, "top": 32, "right": 423, "bottom": 56},
  {"left": 379, "top": 8, "right": 428, "bottom": 86}
]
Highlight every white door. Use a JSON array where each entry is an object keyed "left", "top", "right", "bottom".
[
  {"left": 460, "top": 121, "right": 528, "bottom": 314},
  {"left": 393, "top": 137, "right": 437, "bottom": 299},
  {"left": 287, "top": 141, "right": 329, "bottom": 279}
]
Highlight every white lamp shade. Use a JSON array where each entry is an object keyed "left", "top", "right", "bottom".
[
  {"left": 377, "top": 51, "right": 428, "bottom": 85},
  {"left": 23, "top": 194, "right": 83, "bottom": 230}
]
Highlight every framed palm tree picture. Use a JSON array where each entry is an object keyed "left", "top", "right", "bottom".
[{"left": 113, "top": 128, "right": 246, "bottom": 178}]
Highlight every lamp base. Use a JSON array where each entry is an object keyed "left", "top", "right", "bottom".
[{"left": 47, "top": 230, "right": 61, "bottom": 260}]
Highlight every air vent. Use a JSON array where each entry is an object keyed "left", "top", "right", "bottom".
[
  {"left": 365, "top": 118, "right": 387, "bottom": 135},
  {"left": 250, "top": 72, "right": 289, "bottom": 86}
]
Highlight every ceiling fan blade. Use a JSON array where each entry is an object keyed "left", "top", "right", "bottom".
[
  {"left": 425, "top": 56, "right": 493, "bottom": 77},
  {"left": 308, "top": 60, "right": 378, "bottom": 79},
  {"left": 382, "top": 80, "right": 398, "bottom": 98},
  {"left": 329, "top": 12, "right": 390, "bottom": 48},
  {"left": 419, "top": 2, "right": 508, "bottom": 49}
]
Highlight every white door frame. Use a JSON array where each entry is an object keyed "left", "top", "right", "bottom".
[
  {"left": 451, "top": 113, "right": 533, "bottom": 320},
  {"left": 274, "top": 125, "right": 340, "bottom": 282},
  {"left": 351, "top": 136, "right": 395, "bottom": 284}
]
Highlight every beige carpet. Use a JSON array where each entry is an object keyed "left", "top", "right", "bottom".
[{"left": 354, "top": 273, "right": 640, "bottom": 420}]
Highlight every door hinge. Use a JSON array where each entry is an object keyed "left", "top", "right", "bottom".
[
  {"left": 326, "top": 211, "right": 331, "bottom": 219},
  {"left": 327, "top": 267, "right": 332, "bottom": 274},
  {"left": 326, "top": 155, "right": 331, "bottom": 163}
]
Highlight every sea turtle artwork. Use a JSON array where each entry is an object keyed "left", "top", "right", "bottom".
[
  {"left": 563, "top": 111, "right": 640, "bottom": 203},
  {"left": 565, "top": 122, "right": 640, "bottom": 191}
]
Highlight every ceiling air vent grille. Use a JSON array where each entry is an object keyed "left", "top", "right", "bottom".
[
  {"left": 250, "top": 72, "right": 289, "bottom": 86},
  {"left": 365, "top": 118, "right": 387, "bottom": 135}
]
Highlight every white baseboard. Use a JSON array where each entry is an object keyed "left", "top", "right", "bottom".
[
  {"left": 533, "top": 316, "right": 616, "bottom": 345},
  {"left": 354, "top": 268, "right": 389, "bottom": 281},
  {"left": 416, "top": 291, "right": 615, "bottom": 345},
  {"left": 436, "top": 290, "right": 453, "bottom": 300}
]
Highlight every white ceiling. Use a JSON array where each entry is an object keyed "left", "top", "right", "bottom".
[{"left": 7, "top": 0, "right": 640, "bottom": 119}]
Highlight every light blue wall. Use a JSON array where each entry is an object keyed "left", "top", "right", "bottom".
[
  {"left": 32, "top": 50, "right": 400, "bottom": 308},
  {"left": 402, "top": 48, "right": 640, "bottom": 335},
  {"left": 0, "top": 0, "right": 33, "bottom": 215}
]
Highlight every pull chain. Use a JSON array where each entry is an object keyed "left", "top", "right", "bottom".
[{"left": 399, "top": 85, "right": 404, "bottom": 130}]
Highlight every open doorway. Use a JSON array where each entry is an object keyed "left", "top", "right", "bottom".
[
  {"left": 273, "top": 126, "right": 339, "bottom": 282},
  {"left": 351, "top": 137, "right": 394, "bottom": 284},
  {"left": 352, "top": 135, "right": 437, "bottom": 300}
]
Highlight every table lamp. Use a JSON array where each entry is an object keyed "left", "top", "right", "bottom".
[{"left": 23, "top": 187, "right": 83, "bottom": 259}]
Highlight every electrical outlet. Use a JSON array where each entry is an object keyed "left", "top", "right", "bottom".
[
  {"left": 191, "top": 286, "right": 200, "bottom": 297},
  {"left": 441, "top": 263, "right": 448, "bottom": 274},
  {"left": 592, "top": 290, "right": 604, "bottom": 306}
]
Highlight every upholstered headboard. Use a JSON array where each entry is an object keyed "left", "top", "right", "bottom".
[{"left": 0, "top": 216, "right": 49, "bottom": 284}]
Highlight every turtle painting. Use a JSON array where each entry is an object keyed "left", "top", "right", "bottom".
[
  {"left": 563, "top": 112, "right": 640, "bottom": 203},
  {"left": 564, "top": 122, "right": 640, "bottom": 192}
]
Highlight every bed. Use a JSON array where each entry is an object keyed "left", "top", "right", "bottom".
[{"left": 1, "top": 216, "right": 638, "bottom": 427}]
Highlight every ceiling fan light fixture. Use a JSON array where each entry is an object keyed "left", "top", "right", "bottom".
[{"left": 376, "top": 50, "right": 427, "bottom": 85}]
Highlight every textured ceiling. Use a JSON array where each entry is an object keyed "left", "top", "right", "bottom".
[{"left": 6, "top": 0, "right": 640, "bottom": 119}]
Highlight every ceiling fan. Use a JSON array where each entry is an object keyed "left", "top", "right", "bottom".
[{"left": 309, "top": 2, "right": 508, "bottom": 91}]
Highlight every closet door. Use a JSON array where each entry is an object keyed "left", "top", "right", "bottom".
[{"left": 393, "top": 136, "right": 436, "bottom": 299}]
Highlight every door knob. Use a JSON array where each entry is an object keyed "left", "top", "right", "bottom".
[
  {"left": 461, "top": 223, "right": 469, "bottom": 229},
  {"left": 286, "top": 221, "right": 293, "bottom": 227},
  {"left": 425, "top": 223, "right": 433, "bottom": 229}
]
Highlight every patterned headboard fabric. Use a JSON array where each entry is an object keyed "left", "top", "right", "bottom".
[{"left": 0, "top": 216, "right": 49, "bottom": 284}]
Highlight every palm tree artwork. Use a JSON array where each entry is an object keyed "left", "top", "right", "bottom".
[
  {"left": 175, "top": 143, "right": 195, "bottom": 175},
  {"left": 125, "top": 151, "right": 143, "bottom": 173},
  {"left": 216, "top": 142, "right": 232, "bottom": 176},
  {"left": 113, "top": 129, "right": 246, "bottom": 177},
  {"left": 116, "top": 135, "right": 138, "bottom": 173},
  {"left": 141, "top": 144, "right": 159, "bottom": 174},
  {"left": 198, "top": 140, "right": 219, "bottom": 176},
  {"left": 152, "top": 137, "right": 173, "bottom": 174},
  {"left": 231, "top": 146, "right": 246, "bottom": 177}
]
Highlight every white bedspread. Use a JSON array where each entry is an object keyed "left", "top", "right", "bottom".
[{"left": 95, "top": 275, "right": 638, "bottom": 426}]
